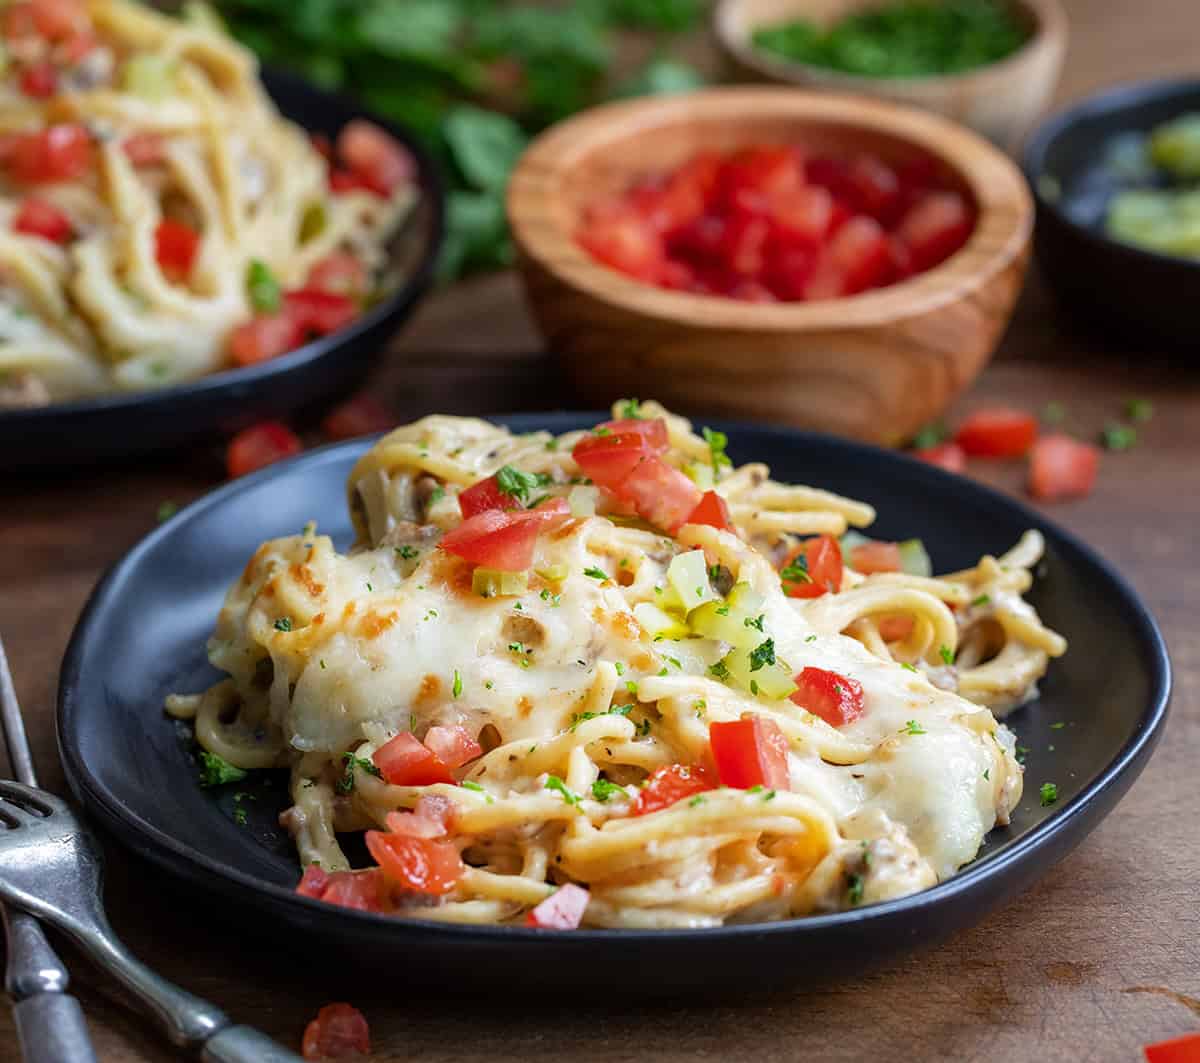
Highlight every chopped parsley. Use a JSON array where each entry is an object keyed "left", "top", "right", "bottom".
[
  {"left": 156, "top": 500, "right": 178, "bottom": 522},
  {"left": 484, "top": 680, "right": 494, "bottom": 690},
  {"left": 749, "top": 638, "right": 776, "bottom": 672},
  {"left": 1126, "top": 398, "right": 1154, "bottom": 422},
  {"left": 750, "top": 679, "right": 759, "bottom": 695},
  {"left": 273, "top": 617, "right": 293, "bottom": 632},
  {"left": 424, "top": 609, "right": 439, "bottom": 621},
  {"left": 665, "top": 655, "right": 681, "bottom": 669},
  {"left": 805, "top": 634, "right": 818, "bottom": 643},
  {"left": 495, "top": 465, "right": 552, "bottom": 505},
  {"left": 983, "top": 768, "right": 990, "bottom": 780},
  {"left": 715, "top": 605, "right": 730, "bottom": 616},
  {"left": 901, "top": 720, "right": 927, "bottom": 735},
  {"left": 939, "top": 645, "right": 955, "bottom": 666},
  {"left": 689, "top": 795, "right": 706, "bottom": 807},
  {"left": 747, "top": 785, "right": 764, "bottom": 794},
  {"left": 319, "top": 659, "right": 327, "bottom": 670},
  {"left": 614, "top": 662, "right": 626, "bottom": 676},
  {"left": 508, "top": 642, "right": 533, "bottom": 668},
  {"left": 365, "top": 582, "right": 373, "bottom": 592},
  {"left": 744, "top": 614, "right": 765, "bottom": 632},
  {"left": 592, "top": 779, "right": 627, "bottom": 803},
  {"left": 911, "top": 421, "right": 948, "bottom": 449},
  {"left": 1050, "top": 721, "right": 1066, "bottom": 730},
  {"left": 617, "top": 398, "right": 643, "bottom": 419},
  {"left": 762, "top": 789, "right": 776, "bottom": 801},
  {"left": 395, "top": 545, "right": 419, "bottom": 560},
  {"left": 544, "top": 438, "right": 558, "bottom": 452},
  {"left": 900, "top": 662, "right": 918, "bottom": 673},
  {"left": 702, "top": 426, "right": 732, "bottom": 473},
  {"left": 1016, "top": 745, "right": 1030, "bottom": 763},
  {"left": 336, "top": 753, "right": 381, "bottom": 795},
  {"left": 460, "top": 780, "right": 493, "bottom": 804},
  {"left": 971, "top": 594, "right": 991, "bottom": 607},
  {"left": 583, "top": 566, "right": 608, "bottom": 581},
  {"left": 570, "top": 704, "right": 633, "bottom": 730},
  {"left": 198, "top": 751, "right": 247, "bottom": 788},
  {"left": 846, "top": 873, "right": 865, "bottom": 906},
  {"left": 635, "top": 718, "right": 651, "bottom": 737},
  {"left": 452, "top": 669, "right": 463, "bottom": 698},
  {"left": 657, "top": 666, "right": 668, "bottom": 677},
  {"left": 1039, "top": 782, "right": 1059, "bottom": 806},
  {"left": 1101, "top": 423, "right": 1136, "bottom": 451},
  {"left": 232, "top": 805, "right": 248, "bottom": 826},
  {"left": 780, "top": 553, "right": 812, "bottom": 584},
  {"left": 246, "top": 259, "right": 281, "bottom": 312},
  {"left": 544, "top": 775, "right": 580, "bottom": 806},
  {"left": 428, "top": 486, "right": 446, "bottom": 505},
  {"left": 708, "top": 659, "right": 730, "bottom": 680},
  {"left": 625, "top": 679, "right": 639, "bottom": 696}
]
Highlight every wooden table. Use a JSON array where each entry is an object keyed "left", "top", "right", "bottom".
[{"left": 2, "top": 1, "right": 1198, "bottom": 1058}]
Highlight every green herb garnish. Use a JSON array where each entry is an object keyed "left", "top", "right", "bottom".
[
  {"left": 702, "top": 426, "right": 732, "bottom": 473},
  {"left": 583, "top": 566, "right": 608, "bottom": 581},
  {"left": 274, "top": 617, "right": 292, "bottom": 632},
  {"left": 544, "top": 775, "right": 580, "bottom": 806},
  {"left": 452, "top": 669, "right": 463, "bottom": 698},
  {"left": 246, "top": 259, "right": 281, "bottom": 312},
  {"left": 1040, "top": 782, "right": 1059, "bottom": 806},
  {"left": 198, "top": 751, "right": 247, "bottom": 788},
  {"left": 1101, "top": 423, "right": 1137, "bottom": 451},
  {"left": 592, "top": 779, "right": 627, "bottom": 803},
  {"left": 749, "top": 638, "right": 776, "bottom": 672},
  {"left": 901, "top": 720, "right": 927, "bottom": 735},
  {"left": 337, "top": 752, "right": 382, "bottom": 795}
]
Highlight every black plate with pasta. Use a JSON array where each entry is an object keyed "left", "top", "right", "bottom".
[
  {"left": 57, "top": 412, "right": 1169, "bottom": 993},
  {"left": 0, "top": 4, "right": 443, "bottom": 470}
]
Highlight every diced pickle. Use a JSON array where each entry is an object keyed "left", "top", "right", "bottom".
[
  {"left": 472, "top": 568, "right": 529, "bottom": 598},
  {"left": 666, "top": 549, "right": 714, "bottom": 613},
  {"left": 634, "top": 602, "right": 690, "bottom": 640}
]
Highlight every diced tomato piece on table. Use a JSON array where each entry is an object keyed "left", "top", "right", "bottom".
[
  {"left": 790, "top": 667, "right": 866, "bottom": 727},
  {"left": 423, "top": 725, "right": 483, "bottom": 769},
  {"left": 1028, "top": 434, "right": 1099, "bottom": 502},
  {"left": 365, "top": 830, "right": 462, "bottom": 895},
  {"left": 2, "top": 125, "right": 91, "bottom": 184},
  {"left": 372, "top": 732, "right": 454, "bottom": 786},
  {"left": 154, "top": 219, "right": 200, "bottom": 281},
  {"left": 19, "top": 62, "right": 56, "bottom": 98},
  {"left": 320, "top": 394, "right": 394, "bottom": 441},
  {"left": 804, "top": 216, "right": 891, "bottom": 299},
  {"left": 848, "top": 540, "right": 902, "bottom": 574},
  {"left": 306, "top": 252, "right": 369, "bottom": 300},
  {"left": 335, "top": 119, "right": 413, "bottom": 197},
  {"left": 13, "top": 197, "right": 71, "bottom": 243},
  {"left": 632, "top": 764, "right": 715, "bottom": 816},
  {"left": 225, "top": 422, "right": 302, "bottom": 478},
  {"left": 914, "top": 441, "right": 966, "bottom": 473},
  {"left": 578, "top": 208, "right": 665, "bottom": 282},
  {"left": 122, "top": 132, "right": 166, "bottom": 167},
  {"left": 896, "top": 192, "right": 973, "bottom": 272},
  {"left": 709, "top": 716, "right": 790, "bottom": 790},
  {"left": 229, "top": 313, "right": 303, "bottom": 366},
  {"left": 1142, "top": 1032, "right": 1200, "bottom": 1063},
  {"left": 955, "top": 408, "right": 1038, "bottom": 457},
  {"left": 686, "top": 489, "right": 734, "bottom": 532},
  {"left": 285, "top": 289, "right": 358, "bottom": 336},
  {"left": 302, "top": 1003, "right": 371, "bottom": 1061},
  {"left": 526, "top": 883, "right": 590, "bottom": 929},
  {"left": 781, "top": 534, "right": 843, "bottom": 599},
  {"left": 616, "top": 455, "right": 702, "bottom": 533}
]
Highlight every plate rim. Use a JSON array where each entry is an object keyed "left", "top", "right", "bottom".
[{"left": 57, "top": 414, "right": 1173, "bottom": 944}]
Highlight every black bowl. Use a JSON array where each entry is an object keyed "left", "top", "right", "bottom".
[
  {"left": 1023, "top": 78, "right": 1200, "bottom": 347},
  {"left": 57, "top": 415, "right": 1171, "bottom": 995},
  {"left": 0, "top": 68, "right": 444, "bottom": 470}
]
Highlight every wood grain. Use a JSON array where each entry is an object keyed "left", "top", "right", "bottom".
[
  {"left": 509, "top": 87, "right": 1032, "bottom": 446},
  {"left": 1, "top": 1, "right": 1198, "bottom": 1059},
  {"left": 713, "top": 0, "right": 1068, "bottom": 149}
]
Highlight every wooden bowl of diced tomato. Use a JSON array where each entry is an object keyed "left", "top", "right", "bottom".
[{"left": 508, "top": 87, "right": 1032, "bottom": 447}]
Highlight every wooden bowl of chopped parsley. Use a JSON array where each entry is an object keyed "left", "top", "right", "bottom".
[{"left": 714, "top": 0, "right": 1066, "bottom": 151}]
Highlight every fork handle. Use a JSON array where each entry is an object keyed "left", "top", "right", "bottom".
[
  {"left": 14, "top": 993, "right": 96, "bottom": 1063},
  {"left": 202, "top": 1025, "right": 305, "bottom": 1063}
]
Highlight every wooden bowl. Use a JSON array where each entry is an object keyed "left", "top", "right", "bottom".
[
  {"left": 508, "top": 88, "right": 1032, "bottom": 446},
  {"left": 713, "top": 0, "right": 1067, "bottom": 152}
]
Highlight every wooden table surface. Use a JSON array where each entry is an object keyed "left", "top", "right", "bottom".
[{"left": 2, "top": 1, "right": 1198, "bottom": 1059}]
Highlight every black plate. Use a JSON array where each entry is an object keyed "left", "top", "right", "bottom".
[
  {"left": 0, "top": 68, "right": 444, "bottom": 470},
  {"left": 1023, "top": 78, "right": 1200, "bottom": 347},
  {"left": 58, "top": 415, "right": 1170, "bottom": 994}
]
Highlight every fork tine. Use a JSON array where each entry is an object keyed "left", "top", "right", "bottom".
[{"left": 0, "top": 781, "right": 62, "bottom": 817}]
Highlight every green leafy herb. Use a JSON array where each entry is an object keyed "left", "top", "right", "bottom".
[
  {"left": 544, "top": 774, "right": 580, "bottom": 806},
  {"left": 396, "top": 545, "right": 419, "bottom": 560},
  {"left": 939, "top": 645, "right": 955, "bottom": 666},
  {"left": 429, "top": 486, "right": 446, "bottom": 505},
  {"left": 1050, "top": 721, "right": 1066, "bottom": 730},
  {"left": 749, "top": 638, "right": 776, "bottom": 672},
  {"left": 744, "top": 614, "right": 765, "bottom": 632},
  {"left": 983, "top": 768, "right": 990, "bottom": 780},
  {"left": 319, "top": 659, "right": 327, "bottom": 670},
  {"left": 900, "top": 662, "right": 918, "bottom": 673},
  {"left": 805, "top": 634, "right": 818, "bottom": 642},
  {"left": 901, "top": 720, "right": 927, "bottom": 735},
  {"left": 233, "top": 805, "right": 248, "bottom": 826},
  {"left": 584, "top": 566, "right": 608, "bottom": 581},
  {"left": 971, "top": 594, "right": 991, "bottom": 607},
  {"left": 444, "top": 104, "right": 526, "bottom": 192},
  {"left": 709, "top": 659, "right": 730, "bottom": 680},
  {"left": 198, "top": 751, "right": 247, "bottom": 788},
  {"left": 156, "top": 500, "right": 178, "bottom": 522},
  {"left": 626, "top": 679, "right": 639, "bottom": 696},
  {"left": 246, "top": 259, "right": 281, "bottom": 312},
  {"left": 847, "top": 873, "right": 864, "bottom": 906},
  {"left": 452, "top": 669, "right": 463, "bottom": 698},
  {"left": 336, "top": 752, "right": 382, "bottom": 795},
  {"left": 1125, "top": 398, "right": 1154, "bottom": 422},
  {"left": 762, "top": 789, "right": 776, "bottom": 801},
  {"left": 911, "top": 421, "right": 948, "bottom": 449},
  {"left": 508, "top": 641, "right": 532, "bottom": 668},
  {"left": 702, "top": 426, "right": 732, "bottom": 473},
  {"left": 614, "top": 661, "right": 626, "bottom": 676},
  {"left": 592, "top": 778, "right": 627, "bottom": 802},
  {"left": 1039, "top": 781, "right": 1059, "bottom": 806},
  {"left": 461, "top": 780, "right": 493, "bottom": 803},
  {"left": 616, "top": 56, "right": 705, "bottom": 98},
  {"left": 1101, "top": 423, "right": 1137, "bottom": 451},
  {"left": 688, "top": 795, "right": 706, "bottom": 807},
  {"left": 747, "top": 785, "right": 765, "bottom": 794},
  {"left": 274, "top": 617, "right": 292, "bottom": 632},
  {"left": 636, "top": 718, "right": 651, "bottom": 737},
  {"left": 495, "top": 464, "right": 552, "bottom": 505},
  {"left": 780, "top": 553, "right": 812, "bottom": 584},
  {"left": 617, "top": 397, "right": 643, "bottom": 419}
]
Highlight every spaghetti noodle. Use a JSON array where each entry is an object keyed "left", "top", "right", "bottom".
[{"left": 170, "top": 401, "right": 1065, "bottom": 929}]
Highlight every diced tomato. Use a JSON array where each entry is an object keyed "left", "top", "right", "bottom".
[
  {"left": 19, "top": 62, "right": 56, "bottom": 98},
  {"left": 762, "top": 241, "right": 818, "bottom": 301},
  {"left": 719, "top": 210, "right": 771, "bottom": 277},
  {"left": 845, "top": 155, "right": 901, "bottom": 224},
  {"left": 790, "top": 667, "right": 866, "bottom": 727},
  {"left": 914, "top": 441, "right": 967, "bottom": 473},
  {"left": 329, "top": 169, "right": 373, "bottom": 195},
  {"left": 383, "top": 799, "right": 452, "bottom": 839},
  {"left": 805, "top": 216, "right": 891, "bottom": 299},
  {"left": 285, "top": 290, "right": 358, "bottom": 336},
  {"left": 805, "top": 156, "right": 853, "bottom": 199},
  {"left": 122, "top": 132, "right": 166, "bottom": 167},
  {"left": 896, "top": 192, "right": 973, "bottom": 272},
  {"left": 709, "top": 717, "right": 790, "bottom": 790},
  {"left": 667, "top": 213, "right": 726, "bottom": 263},
  {"left": 578, "top": 208, "right": 665, "bottom": 282},
  {"left": 296, "top": 865, "right": 329, "bottom": 899},
  {"left": 1143, "top": 1032, "right": 1200, "bottom": 1063},
  {"left": 616, "top": 455, "right": 702, "bottom": 533},
  {"left": 2, "top": 125, "right": 91, "bottom": 184},
  {"left": 365, "top": 830, "right": 462, "bottom": 895},
  {"left": 955, "top": 408, "right": 1038, "bottom": 458},
  {"left": 686, "top": 489, "right": 734, "bottom": 532},
  {"left": 336, "top": 120, "right": 413, "bottom": 197},
  {"left": 525, "top": 883, "right": 590, "bottom": 929},
  {"left": 573, "top": 427, "right": 663, "bottom": 489},
  {"left": 768, "top": 184, "right": 834, "bottom": 246},
  {"left": 422, "top": 725, "right": 482, "bottom": 769},
  {"left": 229, "top": 313, "right": 303, "bottom": 367},
  {"left": 31, "top": 0, "right": 86, "bottom": 39},
  {"left": 438, "top": 508, "right": 545, "bottom": 572},
  {"left": 306, "top": 252, "right": 369, "bottom": 300},
  {"left": 310, "top": 133, "right": 333, "bottom": 162},
  {"left": 653, "top": 152, "right": 721, "bottom": 233},
  {"left": 298, "top": 867, "right": 388, "bottom": 913},
  {"left": 320, "top": 394, "right": 394, "bottom": 441},
  {"left": 458, "top": 474, "right": 514, "bottom": 518},
  {"left": 781, "top": 534, "right": 843, "bottom": 599},
  {"left": 56, "top": 30, "right": 95, "bottom": 64},
  {"left": 1029, "top": 433, "right": 1099, "bottom": 502},
  {"left": 632, "top": 764, "right": 716, "bottom": 816},
  {"left": 13, "top": 197, "right": 71, "bottom": 243},
  {"left": 719, "top": 146, "right": 804, "bottom": 215},
  {"left": 302, "top": 1003, "right": 371, "bottom": 1061},
  {"left": 154, "top": 219, "right": 200, "bottom": 281},
  {"left": 848, "top": 540, "right": 902, "bottom": 574},
  {"left": 225, "top": 422, "right": 302, "bottom": 478},
  {"left": 372, "top": 732, "right": 454, "bottom": 786},
  {"left": 597, "top": 417, "right": 669, "bottom": 450}
]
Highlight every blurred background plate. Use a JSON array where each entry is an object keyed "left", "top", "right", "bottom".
[{"left": 0, "top": 68, "right": 444, "bottom": 471}]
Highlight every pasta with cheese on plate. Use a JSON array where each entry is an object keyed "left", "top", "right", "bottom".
[{"left": 168, "top": 401, "right": 1066, "bottom": 930}]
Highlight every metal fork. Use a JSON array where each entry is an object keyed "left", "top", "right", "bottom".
[
  {"left": 0, "top": 644, "right": 303, "bottom": 1062},
  {"left": 0, "top": 636, "right": 96, "bottom": 1063}
]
